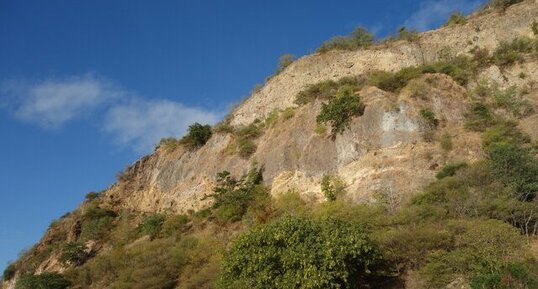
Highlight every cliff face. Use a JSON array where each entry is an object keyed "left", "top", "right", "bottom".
[
  {"left": 100, "top": 0, "right": 538, "bottom": 215},
  {"left": 4, "top": 1, "right": 538, "bottom": 288}
]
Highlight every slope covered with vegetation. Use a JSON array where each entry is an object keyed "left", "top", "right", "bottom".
[{"left": 3, "top": 1, "right": 538, "bottom": 288}]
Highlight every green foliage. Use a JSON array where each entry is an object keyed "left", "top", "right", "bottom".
[
  {"left": 276, "top": 54, "right": 296, "bottom": 74},
  {"left": 80, "top": 207, "right": 117, "bottom": 242},
  {"left": 321, "top": 175, "right": 346, "bottom": 201},
  {"left": 218, "top": 216, "right": 382, "bottom": 289},
  {"left": 445, "top": 12, "right": 467, "bottom": 26},
  {"left": 181, "top": 123, "right": 213, "bottom": 149},
  {"left": 418, "top": 219, "right": 527, "bottom": 288},
  {"left": 208, "top": 166, "right": 267, "bottom": 223},
  {"left": 85, "top": 192, "right": 101, "bottom": 201},
  {"left": 160, "top": 214, "right": 189, "bottom": 238},
  {"left": 493, "top": 85, "right": 533, "bottom": 117},
  {"left": 439, "top": 132, "right": 453, "bottom": 152},
  {"left": 317, "top": 26, "right": 374, "bottom": 53},
  {"left": 16, "top": 272, "right": 71, "bottom": 289},
  {"left": 295, "top": 76, "right": 359, "bottom": 105},
  {"left": 420, "top": 108, "right": 438, "bottom": 128},
  {"left": 316, "top": 86, "right": 364, "bottom": 136},
  {"left": 3, "top": 263, "right": 16, "bottom": 281},
  {"left": 436, "top": 162, "right": 468, "bottom": 179},
  {"left": 396, "top": 26, "right": 419, "bottom": 42},
  {"left": 231, "top": 121, "right": 264, "bottom": 158},
  {"left": 465, "top": 102, "right": 496, "bottom": 131},
  {"left": 487, "top": 0, "right": 524, "bottom": 10},
  {"left": 470, "top": 263, "right": 538, "bottom": 289},
  {"left": 493, "top": 37, "right": 535, "bottom": 67},
  {"left": 139, "top": 214, "right": 165, "bottom": 239},
  {"left": 156, "top": 137, "right": 180, "bottom": 152},
  {"left": 370, "top": 57, "right": 472, "bottom": 93},
  {"left": 59, "top": 243, "right": 88, "bottom": 266},
  {"left": 533, "top": 21, "right": 538, "bottom": 36}
]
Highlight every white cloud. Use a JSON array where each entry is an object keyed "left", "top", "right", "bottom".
[
  {"left": 1, "top": 75, "right": 123, "bottom": 128},
  {"left": 404, "top": 0, "right": 483, "bottom": 32},
  {"left": 103, "top": 99, "right": 221, "bottom": 152}
]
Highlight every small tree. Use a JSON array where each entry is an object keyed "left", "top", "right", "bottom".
[
  {"left": 316, "top": 86, "right": 365, "bottom": 137},
  {"left": 59, "top": 243, "right": 89, "bottom": 266},
  {"left": 181, "top": 123, "right": 212, "bottom": 149},
  {"left": 276, "top": 54, "right": 296, "bottom": 74}
]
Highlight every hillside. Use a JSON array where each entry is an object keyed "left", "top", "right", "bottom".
[{"left": 3, "top": 1, "right": 538, "bottom": 288}]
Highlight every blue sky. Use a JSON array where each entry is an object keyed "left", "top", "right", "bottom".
[{"left": 0, "top": 0, "right": 486, "bottom": 272}]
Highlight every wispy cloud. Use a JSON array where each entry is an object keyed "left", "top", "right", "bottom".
[
  {"left": 1, "top": 74, "right": 224, "bottom": 152},
  {"left": 404, "top": 0, "right": 483, "bottom": 32},
  {"left": 103, "top": 99, "right": 221, "bottom": 152},
  {"left": 1, "top": 75, "right": 122, "bottom": 129}
]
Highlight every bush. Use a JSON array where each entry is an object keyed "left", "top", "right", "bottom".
[
  {"left": 533, "top": 21, "right": 538, "bottom": 36},
  {"left": 445, "top": 12, "right": 466, "bottom": 26},
  {"left": 493, "top": 37, "right": 535, "bottom": 67},
  {"left": 138, "top": 214, "right": 165, "bottom": 239},
  {"left": 231, "top": 121, "right": 264, "bottom": 158},
  {"left": 436, "top": 162, "right": 468, "bottom": 179},
  {"left": 59, "top": 243, "right": 88, "bottom": 266},
  {"left": 16, "top": 272, "right": 71, "bottom": 289},
  {"left": 207, "top": 167, "right": 267, "bottom": 223},
  {"left": 3, "top": 263, "right": 16, "bottom": 281},
  {"left": 321, "top": 175, "right": 346, "bottom": 201},
  {"left": 276, "top": 54, "right": 296, "bottom": 74},
  {"left": 160, "top": 214, "right": 189, "bottom": 238},
  {"left": 85, "top": 192, "right": 101, "bottom": 201},
  {"left": 369, "top": 67, "right": 421, "bottom": 93},
  {"left": 420, "top": 108, "right": 438, "bottom": 128},
  {"left": 218, "top": 216, "right": 382, "bottom": 289},
  {"left": 439, "top": 132, "right": 453, "bottom": 152},
  {"left": 418, "top": 219, "right": 527, "bottom": 288},
  {"left": 487, "top": 0, "right": 524, "bottom": 10},
  {"left": 80, "top": 207, "right": 117, "bottom": 241},
  {"left": 181, "top": 123, "right": 213, "bottom": 149},
  {"left": 396, "top": 27, "right": 419, "bottom": 42},
  {"left": 156, "top": 137, "right": 180, "bottom": 152},
  {"left": 316, "top": 86, "right": 365, "bottom": 136},
  {"left": 465, "top": 102, "right": 496, "bottom": 131},
  {"left": 295, "top": 76, "right": 359, "bottom": 105},
  {"left": 317, "top": 26, "right": 374, "bottom": 53}
]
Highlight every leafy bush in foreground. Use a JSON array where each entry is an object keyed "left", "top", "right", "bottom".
[
  {"left": 218, "top": 216, "right": 382, "bottom": 289},
  {"left": 16, "top": 272, "right": 71, "bottom": 289}
]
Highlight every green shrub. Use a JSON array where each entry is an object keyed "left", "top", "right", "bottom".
[
  {"left": 229, "top": 121, "right": 264, "bottom": 158},
  {"left": 369, "top": 67, "right": 422, "bottom": 92},
  {"left": 321, "top": 175, "right": 346, "bottom": 201},
  {"left": 493, "top": 37, "right": 535, "bottom": 67},
  {"left": 276, "top": 54, "right": 296, "bottom": 74},
  {"left": 487, "top": 0, "right": 524, "bottom": 10},
  {"left": 3, "top": 263, "right": 16, "bottom": 281},
  {"left": 470, "top": 263, "right": 538, "bottom": 289},
  {"left": 465, "top": 102, "right": 496, "bottom": 131},
  {"left": 493, "top": 85, "right": 533, "bottom": 117},
  {"left": 436, "top": 162, "right": 468, "bottom": 179},
  {"left": 16, "top": 272, "right": 71, "bottom": 289},
  {"left": 420, "top": 108, "right": 438, "bottom": 128},
  {"left": 59, "top": 243, "right": 88, "bottom": 266},
  {"left": 85, "top": 192, "right": 101, "bottom": 201},
  {"left": 138, "top": 214, "right": 165, "bottom": 239},
  {"left": 160, "top": 214, "right": 189, "bottom": 238},
  {"left": 445, "top": 12, "right": 467, "bottom": 26},
  {"left": 533, "top": 21, "right": 538, "bottom": 36},
  {"left": 295, "top": 76, "right": 359, "bottom": 105},
  {"left": 181, "top": 123, "right": 213, "bottom": 149},
  {"left": 80, "top": 207, "right": 117, "bottom": 241},
  {"left": 156, "top": 137, "right": 180, "bottom": 152},
  {"left": 439, "top": 132, "right": 453, "bottom": 152},
  {"left": 316, "top": 87, "right": 364, "bottom": 136},
  {"left": 218, "top": 216, "right": 382, "bottom": 289},
  {"left": 396, "top": 27, "right": 419, "bottom": 42},
  {"left": 317, "top": 26, "right": 374, "bottom": 53},
  {"left": 207, "top": 167, "right": 267, "bottom": 223},
  {"left": 418, "top": 219, "right": 527, "bottom": 288}
]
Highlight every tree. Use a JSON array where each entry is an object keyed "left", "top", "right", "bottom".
[
  {"left": 316, "top": 86, "right": 364, "bottom": 137},
  {"left": 218, "top": 216, "right": 382, "bottom": 289},
  {"left": 181, "top": 123, "right": 212, "bottom": 149}
]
